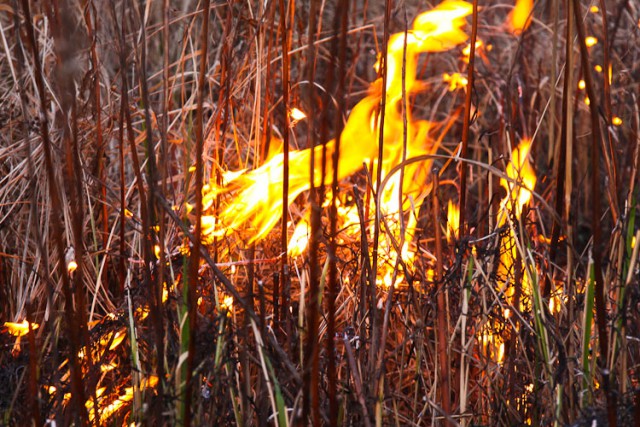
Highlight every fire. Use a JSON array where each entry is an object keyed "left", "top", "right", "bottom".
[
  {"left": 3, "top": 320, "right": 39, "bottom": 337},
  {"left": 585, "top": 36, "right": 598, "bottom": 47},
  {"left": 508, "top": 0, "right": 533, "bottom": 35},
  {"left": 499, "top": 139, "right": 536, "bottom": 223},
  {"left": 220, "top": 294, "right": 234, "bottom": 312},
  {"left": 442, "top": 72, "right": 468, "bottom": 91},
  {"left": 289, "top": 107, "right": 307, "bottom": 126},
  {"left": 496, "top": 138, "right": 536, "bottom": 306},
  {"left": 87, "top": 376, "right": 159, "bottom": 423},
  {"left": 201, "top": 0, "right": 473, "bottom": 270},
  {"left": 446, "top": 200, "right": 460, "bottom": 242}
]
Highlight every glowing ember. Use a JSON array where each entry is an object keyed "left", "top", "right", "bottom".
[{"left": 508, "top": 0, "right": 533, "bottom": 35}]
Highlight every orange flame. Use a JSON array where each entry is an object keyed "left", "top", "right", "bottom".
[
  {"left": 508, "top": 0, "right": 533, "bottom": 35},
  {"left": 87, "top": 376, "right": 159, "bottom": 423}
]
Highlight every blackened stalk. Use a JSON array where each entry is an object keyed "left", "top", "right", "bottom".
[
  {"left": 327, "top": 0, "right": 350, "bottom": 423},
  {"left": 82, "top": 0, "right": 109, "bottom": 296},
  {"left": 458, "top": 0, "right": 478, "bottom": 236},
  {"left": 50, "top": 1, "right": 97, "bottom": 413},
  {"left": 185, "top": 0, "right": 211, "bottom": 424},
  {"left": 118, "top": 96, "right": 127, "bottom": 297},
  {"left": 303, "top": 0, "right": 321, "bottom": 423},
  {"left": 433, "top": 173, "right": 452, "bottom": 424},
  {"left": 112, "top": 2, "right": 153, "bottom": 422},
  {"left": 572, "top": 1, "right": 615, "bottom": 425},
  {"left": 597, "top": 0, "right": 620, "bottom": 223},
  {"left": 134, "top": 0, "right": 166, "bottom": 416},
  {"left": 279, "top": 0, "right": 291, "bottom": 353},
  {"left": 26, "top": 302, "right": 41, "bottom": 427},
  {"left": 369, "top": 0, "right": 392, "bottom": 390},
  {"left": 544, "top": 0, "right": 573, "bottom": 299},
  {"left": 18, "top": 0, "right": 88, "bottom": 423}
]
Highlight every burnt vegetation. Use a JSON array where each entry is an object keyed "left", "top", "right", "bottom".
[{"left": 1, "top": 0, "right": 640, "bottom": 426}]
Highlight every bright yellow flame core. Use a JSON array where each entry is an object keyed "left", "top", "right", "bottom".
[
  {"left": 499, "top": 139, "right": 536, "bottom": 222},
  {"left": 4, "top": 320, "right": 39, "bottom": 337},
  {"left": 496, "top": 138, "right": 537, "bottom": 310},
  {"left": 508, "top": 0, "right": 534, "bottom": 35},
  {"left": 202, "top": 0, "right": 473, "bottom": 251},
  {"left": 585, "top": 36, "right": 598, "bottom": 47},
  {"left": 289, "top": 107, "right": 307, "bottom": 122},
  {"left": 446, "top": 200, "right": 460, "bottom": 242}
]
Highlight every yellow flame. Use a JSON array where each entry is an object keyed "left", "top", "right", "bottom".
[
  {"left": 499, "top": 139, "right": 536, "bottom": 221},
  {"left": 289, "top": 217, "right": 310, "bottom": 256},
  {"left": 612, "top": 116, "right": 622, "bottom": 126},
  {"left": 203, "top": 1, "right": 473, "bottom": 249},
  {"left": 442, "top": 72, "right": 468, "bottom": 91},
  {"left": 289, "top": 107, "right": 307, "bottom": 126},
  {"left": 99, "top": 329, "right": 126, "bottom": 351},
  {"left": 67, "top": 260, "right": 78, "bottom": 274},
  {"left": 508, "top": 0, "right": 533, "bottom": 35},
  {"left": 446, "top": 200, "right": 460, "bottom": 242},
  {"left": 221, "top": 294, "right": 234, "bottom": 313},
  {"left": 496, "top": 139, "right": 537, "bottom": 309},
  {"left": 4, "top": 320, "right": 39, "bottom": 337},
  {"left": 585, "top": 36, "right": 598, "bottom": 47}
]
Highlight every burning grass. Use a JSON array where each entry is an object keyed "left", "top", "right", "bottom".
[{"left": 1, "top": 0, "right": 640, "bottom": 425}]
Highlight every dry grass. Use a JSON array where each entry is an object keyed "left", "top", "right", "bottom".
[{"left": 1, "top": 0, "right": 639, "bottom": 425}]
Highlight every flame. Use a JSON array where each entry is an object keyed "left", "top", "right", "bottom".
[
  {"left": 498, "top": 139, "right": 536, "bottom": 223},
  {"left": 289, "top": 107, "right": 307, "bottom": 127},
  {"left": 585, "top": 36, "right": 598, "bottom": 47},
  {"left": 442, "top": 72, "right": 468, "bottom": 91},
  {"left": 446, "top": 200, "right": 460, "bottom": 242},
  {"left": 87, "top": 376, "right": 159, "bottom": 423},
  {"left": 508, "top": 0, "right": 533, "bottom": 35},
  {"left": 496, "top": 138, "right": 537, "bottom": 307},
  {"left": 202, "top": 0, "right": 473, "bottom": 255},
  {"left": 221, "top": 294, "right": 234, "bottom": 312},
  {"left": 67, "top": 260, "right": 78, "bottom": 274},
  {"left": 3, "top": 320, "right": 39, "bottom": 337}
]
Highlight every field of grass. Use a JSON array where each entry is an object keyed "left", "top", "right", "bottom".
[{"left": 1, "top": 0, "right": 639, "bottom": 425}]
